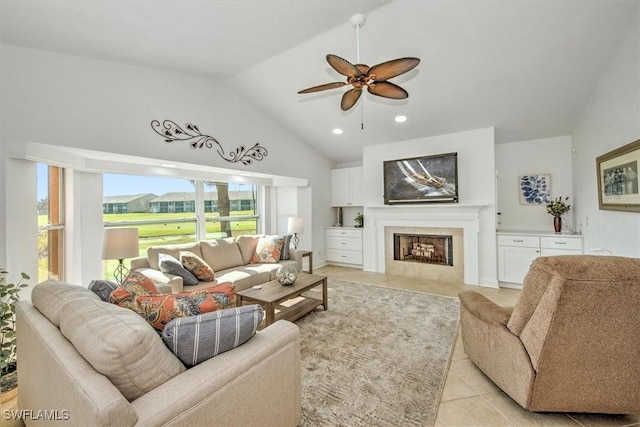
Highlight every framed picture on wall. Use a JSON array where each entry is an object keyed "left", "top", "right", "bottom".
[
  {"left": 596, "top": 139, "right": 640, "bottom": 212},
  {"left": 519, "top": 174, "right": 551, "bottom": 205}
]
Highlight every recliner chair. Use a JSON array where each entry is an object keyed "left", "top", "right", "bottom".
[{"left": 459, "top": 255, "right": 640, "bottom": 414}]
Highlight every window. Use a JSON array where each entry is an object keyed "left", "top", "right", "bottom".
[
  {"left": 102, "top": 174, "right": 259, "bottom": 279},
  {"left": 37, "top": 164, "right": 64, "bottom": 282},
  {"left": 202, "top": 182, "right": 258, "bottom": 239}
]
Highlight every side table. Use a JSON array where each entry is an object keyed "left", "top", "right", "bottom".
[{"left": 299, "top": 250, "right": 313, "bottom": 274}]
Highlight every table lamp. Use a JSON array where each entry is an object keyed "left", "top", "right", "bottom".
[
  {"left": 287, "top": 217, "right": 304, "bottom": 249},
  {"left": 101, "top": 228, "right": 139, "bottom": 284}
]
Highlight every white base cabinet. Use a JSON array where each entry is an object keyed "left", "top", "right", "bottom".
[
  {"left": 497, "top": 231, "right": 583, "bottom": 287},
  {"left": 325, "top": 227, "right": 363, "bottom": 268}
]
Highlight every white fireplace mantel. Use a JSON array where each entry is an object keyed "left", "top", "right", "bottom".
[{"left": 365, "top": 205, "right": 487, "bottom": 285}]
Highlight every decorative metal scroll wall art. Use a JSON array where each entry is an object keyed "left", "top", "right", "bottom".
[{"left": 151, "top": 120, "right": 268, "bottom": 165}]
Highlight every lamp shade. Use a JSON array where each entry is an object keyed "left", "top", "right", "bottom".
[
  {"left": 101, "top": 228, "right": 139, "bottom": 260},
  {"left": 287, "top": 217, "right": 304, "bottom": 234}
]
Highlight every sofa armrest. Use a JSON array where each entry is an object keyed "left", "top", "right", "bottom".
[
  {"left": 459, "top": 292, "right": 534, "bottom": 409},
  {"left": 131, "top": 320, "right": 301, "bottom": 427},
  {"left": 130, "top": 257, "right": 150, "bottom": 269},
  {"left": 459, "top": 291, "right": 512, "bottom": 326},
  {"left": 134, "top": 268, "right": 184, "bottom": 293}
]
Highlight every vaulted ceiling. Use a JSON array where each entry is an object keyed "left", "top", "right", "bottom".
[{"left": 2, "top": 0, "right": 637, "bottom": 163}]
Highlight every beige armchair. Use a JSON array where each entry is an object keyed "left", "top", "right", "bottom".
[{"left": 459, "top": 255, "right": 640, "bottom": 414}]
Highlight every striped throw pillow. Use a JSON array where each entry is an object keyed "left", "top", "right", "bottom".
[{"left": 161, "top": 304, "right": 264, "bottom": 367}]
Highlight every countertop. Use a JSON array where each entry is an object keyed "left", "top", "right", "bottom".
[{"left": 497, "top": 229, "right": 582, "bottom": 237}]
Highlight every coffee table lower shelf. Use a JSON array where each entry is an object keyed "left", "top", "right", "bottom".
[{"left": 273, "top": 295, "right": 323, "bottom": 324}]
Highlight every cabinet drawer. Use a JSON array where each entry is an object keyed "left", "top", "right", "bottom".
[
  {"left": 326, "top": 249, "right": 363, "bottom": 265},
  {"left": 326, "top": 228, "right": 362, "bottom": 239},
  {"left": 540, "top": 237, "right": 582, "bottom": 251},
  {"left": 326, "top": 237, "right": 362, "bottom": 251},
  {"left": 497, "top": 235, "right": 539, "bottom": 248}
]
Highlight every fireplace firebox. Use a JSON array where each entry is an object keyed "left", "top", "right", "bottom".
[{"left": 393, "top": 233, "right": 453, "bottom": 266}]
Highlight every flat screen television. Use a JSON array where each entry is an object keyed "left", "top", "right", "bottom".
[{"left": 383, "top": 152, "right": 459, "bottom": 204}]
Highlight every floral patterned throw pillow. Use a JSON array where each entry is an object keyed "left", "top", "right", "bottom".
[
  {"left": 180, "top": 251, "right": 215, "bottom": 281},
  {"left": 136, "top": 283, "right": 235, "bottom": 331},
  {"left": 109, "top": 271, "right": 159, "bottom": 311},
  {"left": 250, "top": 236, "right": 285, "bottom": 264}
]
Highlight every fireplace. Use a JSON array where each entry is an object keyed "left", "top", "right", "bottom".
[
  {"left": 366, "top": 205, "right": 486, "bottom": 285},
  {"left": 393, "top": 233, "right": 453, "bottom": 266}
]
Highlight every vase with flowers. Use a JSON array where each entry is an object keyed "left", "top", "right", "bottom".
[{"left": 546, "top": 197, "right": 571, "bottom": 233}]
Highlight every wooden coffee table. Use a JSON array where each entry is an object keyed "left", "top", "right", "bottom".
[{"left": 235, "top": 273, "right": 328, "bottom": 327}]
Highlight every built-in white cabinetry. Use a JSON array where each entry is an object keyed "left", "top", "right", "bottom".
[
  {"left": 331, "top": 167, "right": 363, "bottom": 207},
  {"left": 325, "top": 227, "right": 363, "bottom": 268},
  {"left": 497, "top": 231, "right": 584, "bottom": 287}
]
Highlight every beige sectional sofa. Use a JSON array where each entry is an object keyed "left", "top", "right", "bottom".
[
  {"left": 16, "top": 281, "right": 302, "bottom": 426},
  {"left": 131, "top": 235, "right": 302, "bottom": 293}
]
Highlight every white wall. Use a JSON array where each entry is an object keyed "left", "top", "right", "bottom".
[
  {"left": 3, "top": 159, "right": 38, "bottom": 297},
  {"left": 496, "top": 135, "right": 574, "bottom": 232},
  {"left": 0, "top": 44, "right": 335, "bottom": 284},
  {"left": 572, "top": 5, "right": 640, "bottom": 257},
  {"left": 362, "top": 127, "right": 498, "bottom": 286}
]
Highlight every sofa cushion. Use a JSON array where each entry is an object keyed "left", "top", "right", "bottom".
[
  {"left": 162, "top": 304, "right": 264, "bottom": 367},
  {"left": 146, "top": 242, "right": 202, "bottom": 270},
  {"left": 136, "top": 284, "right": 235, "bottom": 331},
  {"left": 109, "top": 271, "right": 159, "bottom": 311},
  {"left": 215, "top": 268, "right": 273, "bottom": 292},
  {"left": 159, "top": 253, "right": 199, "bottom": 286},
  {"left": 250, "top": 236, "right": 285, "bottom": 263},
  {"left": 237, "top": 235, "right": 262, "bottom": 265},
  {"left": 180, "top": 251, "right": 215, "bottom": 281},
  {"left": 31, "top": 281, "right": 101, "bottom": 327},
  {"left": 89, "top": 279, "right": 118, "bottom": 302},
  {"left": 200, "top": 238, "right": 244, "bottom": 271},
  {"left": 59, "top": 297, "right": 186, "bottom": 401}
]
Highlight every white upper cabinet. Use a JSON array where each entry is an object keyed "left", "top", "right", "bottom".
[{"left": 331, "top": 167, "right": 363, "bottom": 207}]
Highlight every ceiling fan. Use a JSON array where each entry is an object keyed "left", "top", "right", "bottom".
[{"left": 298, "top": 14, "right": 420, "bottom": 112}]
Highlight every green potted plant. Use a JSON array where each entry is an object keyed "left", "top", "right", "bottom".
[
  {"left": 0, "top": 269, "right": 29, "bottom": 396},
  {"left": 354, "top": 212, "right": 364, "bottom": 228}
]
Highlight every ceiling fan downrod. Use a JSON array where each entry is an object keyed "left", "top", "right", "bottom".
[
  {"left": 350, "top": 14, "right": 365, "bottom": 63},
  {"left": 350, "top": 14, "right": 366, "bottom": 129}
]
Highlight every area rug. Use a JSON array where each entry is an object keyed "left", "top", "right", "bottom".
[{"left": 296, "top": 279, "right": 460, "bottom": 427}]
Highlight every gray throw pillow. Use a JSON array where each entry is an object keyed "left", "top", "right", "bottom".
[
  {"left": 162, "top": 304, "right": 264, "bottom": 367},
  {"left": 88, "top": 279, "right": 118, "bottom": 301},
  {"left": 159, "top": 253, "right": 199, "bottom": 286},
  {"left": 280, "top": 234, "right": 293, "bottom": 260}
]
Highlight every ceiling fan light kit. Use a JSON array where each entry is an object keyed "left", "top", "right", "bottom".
[{"left": 298, "top": 14, "right": 420, "bottom": 112}]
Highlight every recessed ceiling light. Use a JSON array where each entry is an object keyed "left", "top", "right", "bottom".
[
  {"left": 332, "top": 128, "right": 343, "bottom": 135},
  {"left": 395, "top": 115, "right": 407, "bottom": 123},
  {"left": 161, "top": 163, "right": 177, "bottom": 168}
]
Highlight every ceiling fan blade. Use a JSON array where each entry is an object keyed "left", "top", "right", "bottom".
[
  {"left": 298, "top": 82, "right": 347, "bottom": 94},
  {"left": 367, "top": 57, "right": 420, "bottom": 81},
  {"left": 341, "top": 89, "right": 362, "bottom": 111},
  {"left": 367, "top": 81, "right": 409, "bottom": 99},
  {"left": 327, "top": 54, "right": 362, "bottom": 77}
]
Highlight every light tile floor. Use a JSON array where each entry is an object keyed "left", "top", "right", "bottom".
[
  {"left": 317, "top": 265, "right": 640, "bottom": 427},
  {"left": 2, "top": 265, "right": 639, "bottom": 427}
]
